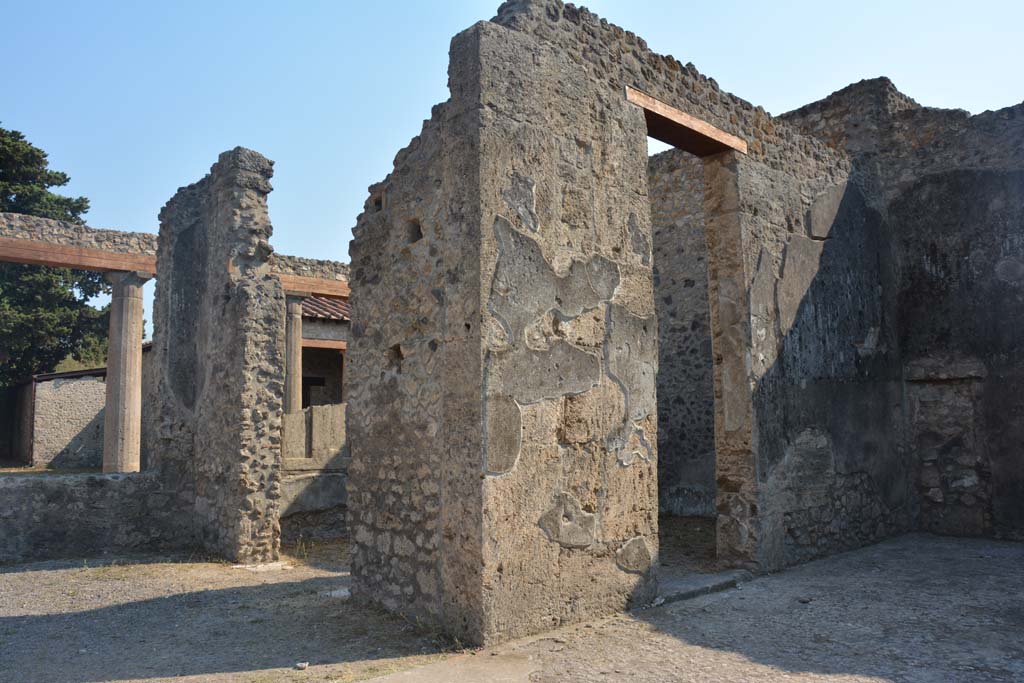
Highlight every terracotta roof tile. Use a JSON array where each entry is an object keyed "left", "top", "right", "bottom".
[{"left": 302, "top": 295, "right": 350, "bottom": 321}]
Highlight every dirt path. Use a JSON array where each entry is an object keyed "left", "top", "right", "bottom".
[
  {"left": 0, "top": 541, "right": 453, "bottom": 683},
  {"left": 2, "top": 535, "right": 1021, "bottom": 682},
  {"left": 380, "top": 534, "right": 1024, "bottom": 682}
]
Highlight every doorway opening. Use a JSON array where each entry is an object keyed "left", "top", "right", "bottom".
[{"left": 630, "top": 86, "right": 748, "bottom": 576}]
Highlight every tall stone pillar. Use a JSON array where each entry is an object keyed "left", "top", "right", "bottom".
[
  {"left": 284, "top": 296, "right": 304, "bottom": 413},
  {"left": 103, "top": 271, "right": 149, "bottom": 473},
  {"left": 346, "top": 22, "right": 658, "bottom": 646},
  {"left": 152, "top": 147, "right": 286, "bottom": 563}
]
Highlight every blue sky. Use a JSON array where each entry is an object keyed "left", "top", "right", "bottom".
[{"left": 4, "top": 0, "right": 1021, "bottom": 267}]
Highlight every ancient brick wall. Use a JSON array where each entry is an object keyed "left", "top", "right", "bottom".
[
  {"left": 892, "top": 171, "right": 1024, "bottom": 539},
  {"left": 151, "top": 148, "right": 286, "bottom": 563},
  {"left": 30, "top": 374, "right": 106, "bottom": 468},
  {"left": 782, "top": 78, "right": 1024, "bottom": 206},
  {"left": 648, "top": 150, "right": 715, "bottom": 518},
  {"left": 491, "top": 0, "right": 917, "bottom": 572},
  {"left": 491, "top": 0, "right": 844, "bottom": 170},
  {"left": 475, "top": 19, "right": 659, "bottom": 640}
]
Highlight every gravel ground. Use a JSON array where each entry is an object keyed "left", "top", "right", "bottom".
[
  {"left": 0, "top": 540, "right": 452, "bottom": 683},
  {"left": 1, "top": 534, "right": 1021, "bottom": 682},
  {"left": 499, "top": 533, "right": 1024, "bottom": 682}
]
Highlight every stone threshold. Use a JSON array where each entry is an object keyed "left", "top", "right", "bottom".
[{"left": 652, "top": 568, "right": 752, "bottom": 607}]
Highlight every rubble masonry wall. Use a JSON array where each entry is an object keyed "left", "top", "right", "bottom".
[{"left": 151, "top": 148, "right": 286, "bottom": 563}]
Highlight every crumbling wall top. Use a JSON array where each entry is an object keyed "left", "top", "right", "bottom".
[
  {"left": 270, "top": 253, "right": 349, "bottom": 282},
  {"left": 0, "top": 212, "right": 157, "bottom": 255},
  {"left": 490, "top": 0, "right": 850, "bottom": 175}
]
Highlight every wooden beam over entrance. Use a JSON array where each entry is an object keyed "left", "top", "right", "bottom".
[
  {"left": 277, "top": 273, "right": 350, "bottom": 299},
  {"left": 0, "top": 236, "right": 157, "bottom": 274},
  {"left": 301, "top": 338, "right": 347, "bottom": 351},
  {"left": 626, "top": 86, "right": 748, "bottom": 157}
]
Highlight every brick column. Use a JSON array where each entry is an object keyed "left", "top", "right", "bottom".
[
  {"left": 103, "top": 271, "right": 149, "bottom": 473},
  {"left": 284, "top": 296, "right": 304, "bottom": 413}
]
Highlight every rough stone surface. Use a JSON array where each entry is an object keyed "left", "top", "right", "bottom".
[
  {"left": 279, "top": 471, "right": 348, "bottom": 543},
  {"left": 150, "top": 147, "right": 286, "bottom": 563},
  {"left": 648, "top": 149, "right": 714, "bottom": 518},
  {"left": 28, "top": 375, "right": 106, "bottom": 468},
  {"left": 486, "top": 0, "right": 917, "bottom": 576},
  {"left": 0, "top": 168, "right": 351, "bottom": 564},
  {"left": 345, "top": 0, "right": 1024, "bottom": 643},
  {"left": 347, "top": 15, "right": 659, "bottom": 645},
  {"left": 270, "top": 253, "right": 350, "bottom": 281},
  {"left": 345, "top": 32, "right": 479, "bottom": 641},
  {"left": 0, "top": 212, "right": 157, "bottom": 254}
]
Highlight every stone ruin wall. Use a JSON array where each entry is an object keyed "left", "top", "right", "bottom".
[
  {"left": 345, "top": 1, "right": 948, "bottom": 640},
  {"left": 270, "top": 252, "right": 350, "bottom": 281},
  {"left": 150, "top": 148, "right": 286, "bottom": 563},
  {"left": 345, "top": 20, "right": 492, "bottom": 635},
  {"left": 475, "top": 20, "right": 659, "bottom": 640},
  {"left": 647, "top": 150, "right": 714, "bottom": 518},
  {"left": 782, "top": 78, "right": 1024, "bottom": 206},
  {"left": 703, "top": 143, "right": 912, "bottom": 569},
  {"left": 0, "top": 216, "right": 178, "bottom": 564},
  {"left": 0, "top": 212, "right": 158, "bottom": 255},
  {"left": 488, "top": 0, "right": 918, "bottom": 570},
  {"left": 783, "top": 81, "right": 1024, "bottom": 540},
  {"left": 347, "top": 15, "right": 664, "bottom": 643},
  {"left": 0, "top": 183, "right": 350, "bottom": 564},
  {"left": 0, "top": 470, "right": 186, "bottom": 564}
]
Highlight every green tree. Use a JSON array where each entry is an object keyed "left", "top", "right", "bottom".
[{"left": 0, "top": 125, "right": 109, "bottom": 388}]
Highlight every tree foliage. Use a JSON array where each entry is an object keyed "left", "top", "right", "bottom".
[{"left": 0, "top": 125, "right": 109, "bottom": 388}]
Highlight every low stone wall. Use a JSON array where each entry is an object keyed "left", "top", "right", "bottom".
[
  {"left": 280, "top": 471, "right": 347, "bottom": 543},
  {"left": 0, "top": 472, "right": 189, "bottom": 565}
]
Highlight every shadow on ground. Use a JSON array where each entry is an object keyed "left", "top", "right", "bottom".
[{"left": 0, "top": 541, "right": 449, "bottom": 683}]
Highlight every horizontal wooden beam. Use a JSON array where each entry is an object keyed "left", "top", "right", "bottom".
[
  {"left": 277, "top": 272, "right": 350, "bottom": 299},
  {"left": 625, "top": 86, "right": 748, "bottom": 157},
  {"left": 301, "top": 338, "right": 347, "bottom": 350},
  {"left": 0, "top": 237, "right": 156, "bottom": 274},
  {"left": 0, "top": 236, "right": 351, "bottom": 299}
]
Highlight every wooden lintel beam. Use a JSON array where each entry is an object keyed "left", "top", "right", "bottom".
[
  {"left": 625, "top": 86, "right": 748, "bottom": 157},
  {"left": 0, "top": 237, "right": 156, "bottom": 274},
  {"left": 0, "top": 237, "right": 351, "bottom": 299},
  {"left": 276, "top": 272, "right": 350, "bottom": 299},
  {"left": 301, "top": 338, "right": 347, "bottom": 350}
]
